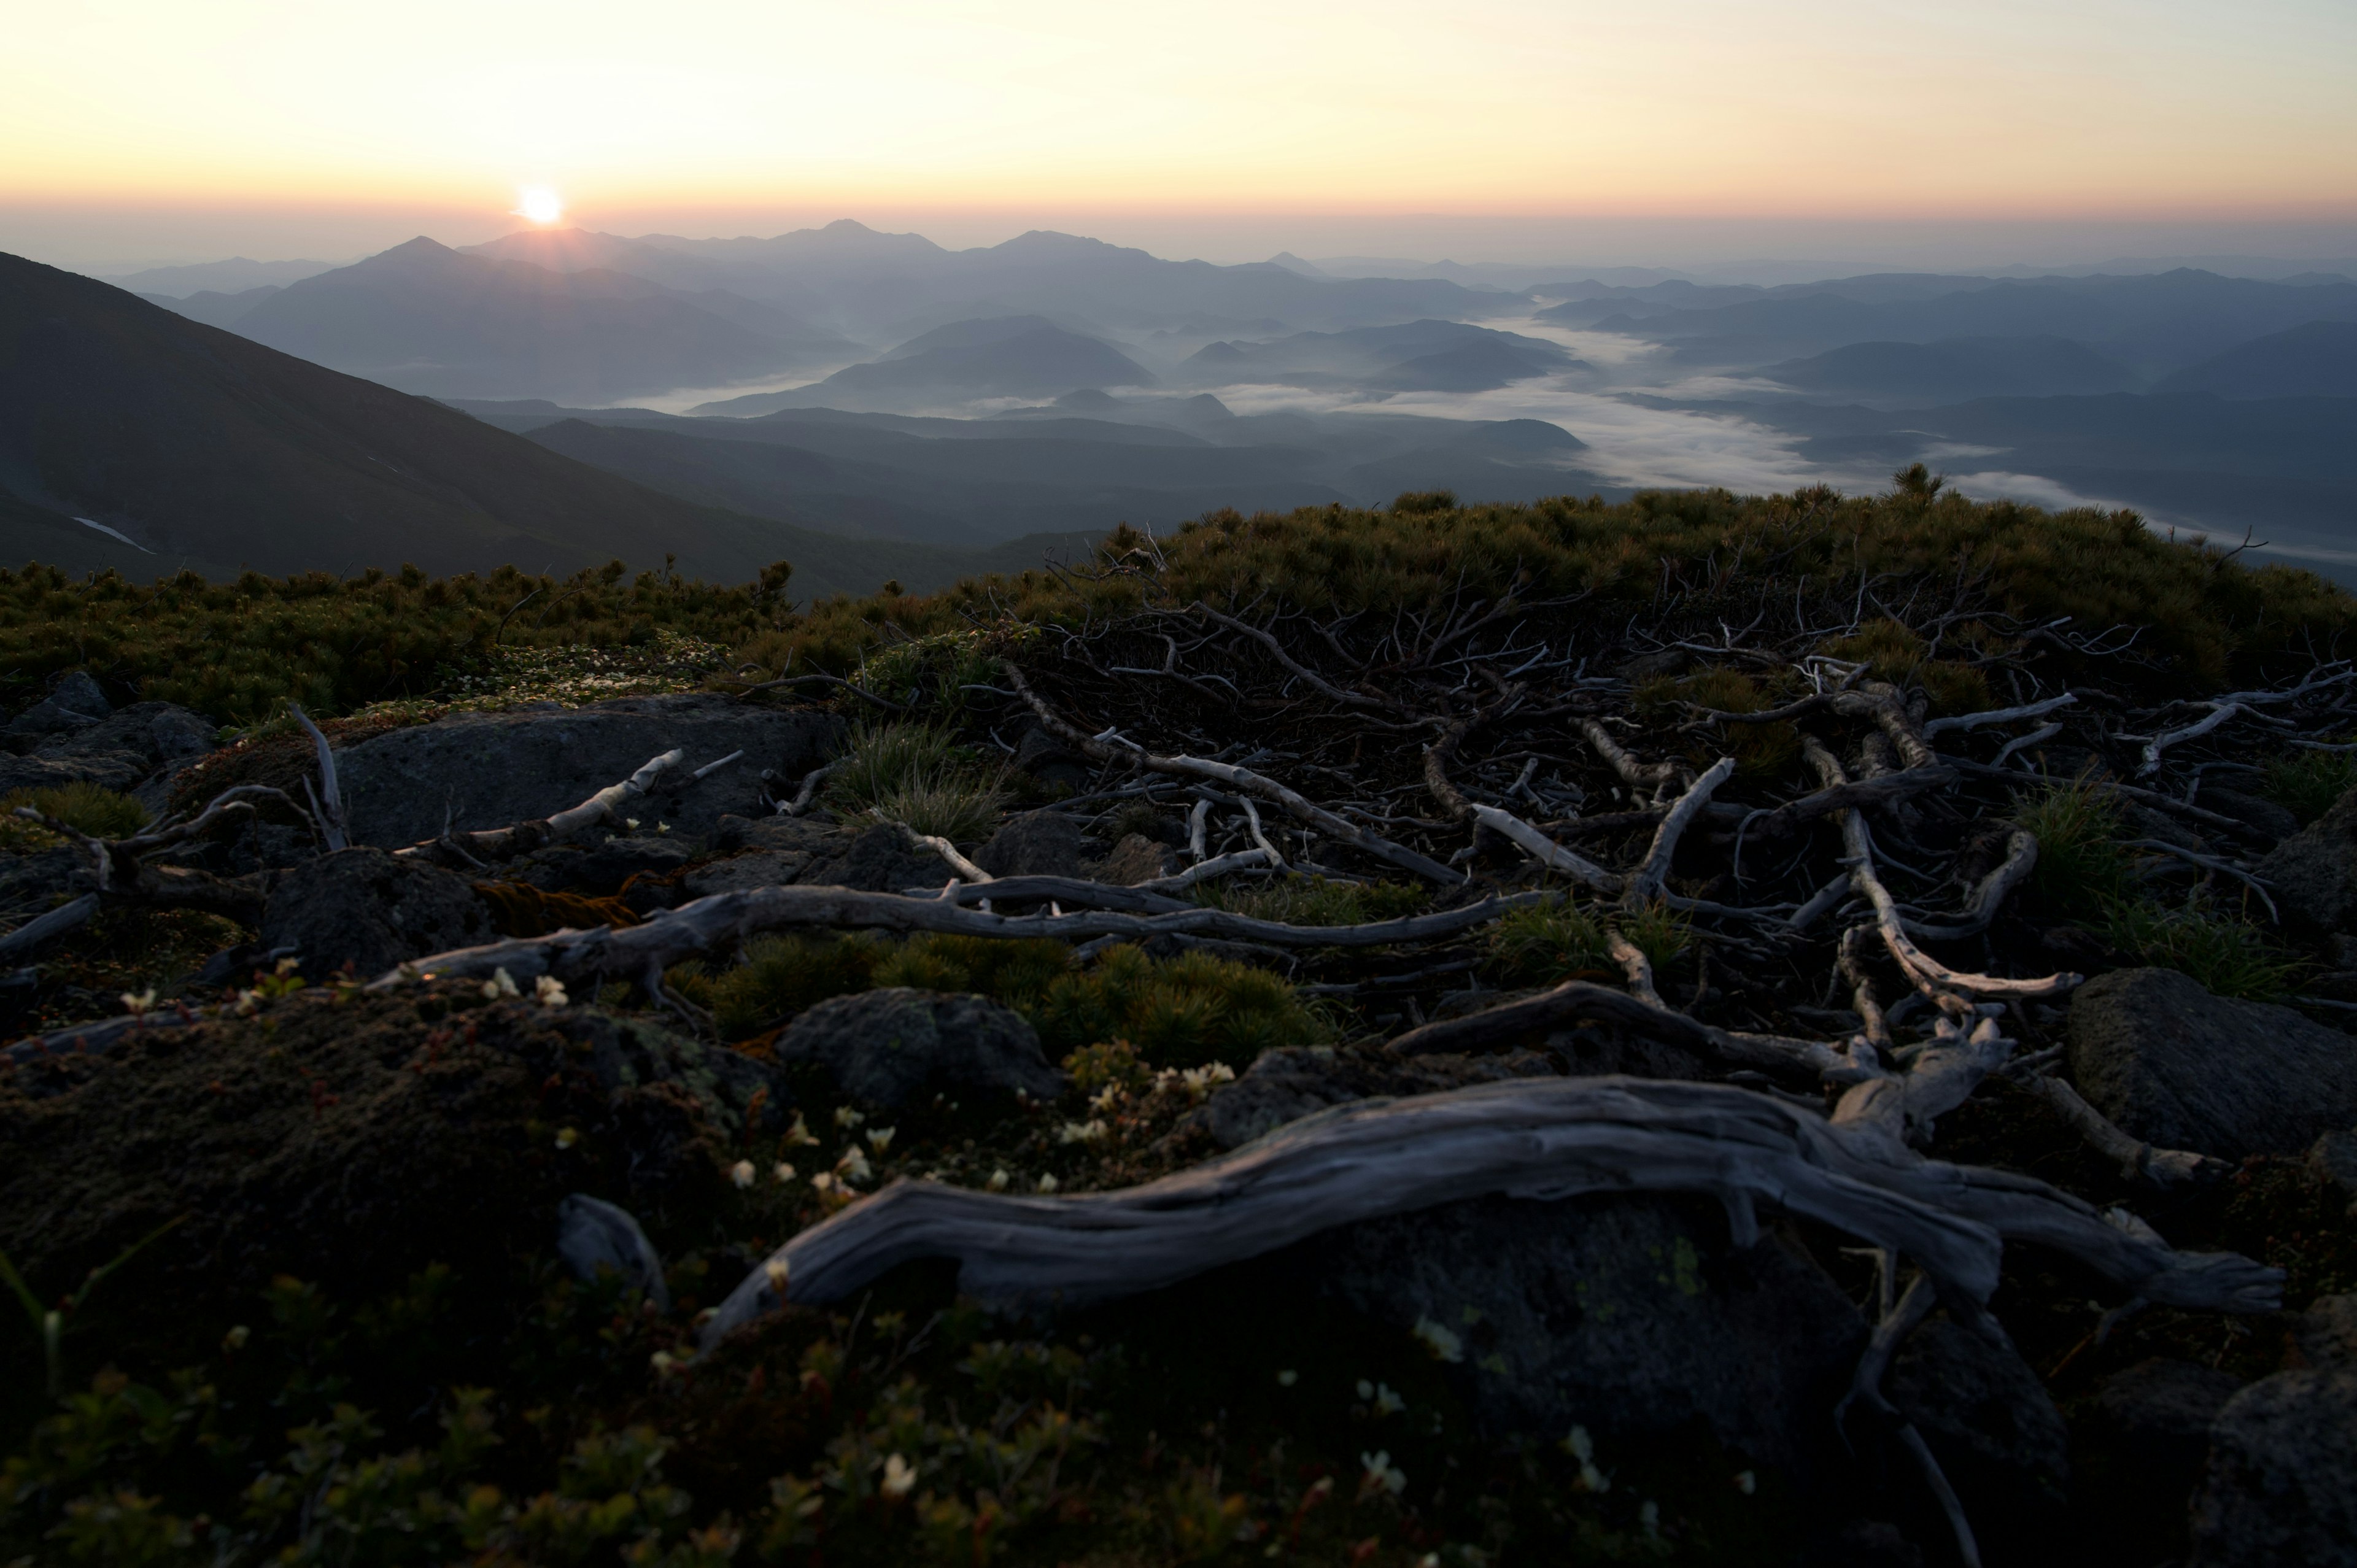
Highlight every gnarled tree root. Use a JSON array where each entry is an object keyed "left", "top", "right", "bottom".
[{"left": 700, "top": 1075, "right": 2280, "bottom": 1347}]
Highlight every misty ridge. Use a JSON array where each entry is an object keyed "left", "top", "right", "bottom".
[{"left": 11, "top": 217, "right": 2353, "bottom": 586}]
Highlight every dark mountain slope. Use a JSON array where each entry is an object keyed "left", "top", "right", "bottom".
[
  {"left": 232, "top": 238, "right": 857, "bottom": 401},
  {"left": 0, "top": 250, "right": 815, "bottom": 579},
  {"left": 1762, "top": 336, "right": 2137, "bottom": 402},
  {"left": 2156, "top": 322, "right": 2357, "bottom": 399}
]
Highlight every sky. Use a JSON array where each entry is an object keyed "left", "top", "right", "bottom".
[{"left": 6, "top": 0, "right": 2356, "bottom": 270}]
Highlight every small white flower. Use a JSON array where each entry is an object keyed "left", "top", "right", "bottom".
[
  {"left": 835, "top": 1146, "right": 872, "bottom": 1183},
  {"left": 880, "top": 1453, "right": 916, "bottom": 1499},
  {"left": 1058, "top": 1119, "right": 1109, "bottom": 1145},
  {"left": 729, "top": 1159, "right": 756, "bottom": 1189},
  {"left": 1359, "top": 1450, "right": 1406, "bottom": 1495},
  {"left": 650, "top": 1350, "right": 678, "bottom": 1375},
  {"left": 1088, "top": 1086, "right": 1124, "bottom": 1114},
  {"left": 786, "top": 1113, "right": 821, "bottom": 1146},
  {"left": 536, "top": 974, "right": 568, "bottom": 1007},
  {"left": 764, "top": 1257, "right": 790, "bottom": 1297},
  {"left": 867, "top": 1126, "right": 896, "bottom": 1152},
  {"left": 1734, "top": 1470, "right": 1755, "bottom": 1496},
  {"left": 222, "top": 1324, "right": 250, "bottom": 1351},
  {"left": 1371, "top": 1382, "right": 1406, "bottom": 1416},
  {"left": 1276, "top": 1369, "right": 1298, "bottom": 1387},
  {"left": 120, "top": 988, "right": 157, "bottom": 1016},
  {"left": 625, "top": 817, "right": 641, "bottom": 830},
  {"left": 555, "top": 1127, "right": 579, "bottom": 1150},
  {"left": 985, "top": 1168, "right": 1010, "bottom": 1191},
  {"left": 810, "top": 1170, "right": 837, "bottom": 1193},
  {"left": 772, "top": 1161, "right": 796, "bottom": 1184},
  {"left": 234, "top": 989, "right": 261, "bottom": 1016},
  {"left": 834, "top": 1106, "right": 865, "bottom": 1129},
  {"left": 1412, "top": 1315, "right": 1465, "bottom": 1363},
  {"left": 1036, "top": 1173, "right": 1059, "bottom": 1194},
  {"left": 1565, "top": 1426, "right": 1595, "bottom": 1464}
]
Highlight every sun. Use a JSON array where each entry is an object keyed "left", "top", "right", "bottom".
[{"left": 515, "top": 187, "right": 563, "bottom": 225}]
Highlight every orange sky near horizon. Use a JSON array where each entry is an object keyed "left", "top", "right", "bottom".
[{"left": 5, "top": 0, "right": 2354, "bottom": 234}]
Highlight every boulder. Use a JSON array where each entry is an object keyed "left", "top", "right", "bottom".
[
  {"left": 1884, "top": 1316, "right": 2070, "bottom": 1555},
  {"left": 2313, "top": 1130, "right": 2357, "bottom": 1216},
  {"left": 259, "top": 846, "right": 499, "bottom": 978},
  {"left": 2066, "top": 968, "right": 2357, "bottom": 1157},
  {"left": 978, "top": 811, "right": 1086, "bottom": 879},
  {"left": 555, "top": 1194, "right": 671, "bottom": 1311},
  {"left": 0, "top": 700, "right": 216, "bottom": 797},
  {"left": 1296, "top": 1191, "right": 1866, "bottom": 1480},
  {"left": 1196, "top": 1043, "right": 1558, "bottom": 1149},
  {"left": 2256, "top": 782, "right": 2357, "bottom": 934},
  {"left": 4, "top": 670, "right": 110, "bottom": 743},
  {"left": 773, "top": 987, "right": 1065, "bottom": 1110},
  {"left": 336, "top": 693, "right": 838, "bottom": 849},
  {"left": 1012, "top": 725, "right": 1090, "bottom": 792},
  {"left": 2189, "top": 1366, "right": 2357, "bottom": 1566},
  {"left": 509, "top": 833, "right": 694, "bottom": 896},
  {"left": 1091, "top": 833, "right": 1179, "bottom": 886},
  {"left": 0, "top": 991, "right": 784, "bottom": 1351},
  {"left": 795, "top": 823, "right": 951, "bottom": 892},
  {"left": 2076, "top": 1358, "right": 2249, "bottom": 1566},
  {"left": 685, "top": 849, "right": 815, "bottom": 898},
  {"left": 2296, "top": 1292, "right": 2357, "bottom": 1369}
]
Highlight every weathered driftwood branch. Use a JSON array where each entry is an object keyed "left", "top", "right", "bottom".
[
  {"left": 1577, "top": 718, "right": 1681, "bottom": 790},
  {"left": 1920, "top": 693, "right": 2078, "bottom": 738},
  {"left": 394, "top": 750, "right": 686, "bottom": 865},
  {"left": 2007, "top": 1068, "right": 2217, "bottom": 1187},
  {"left": 1731, "top": 765, "right": 1957, "bottom": 843},
  {"left": 2118, "top": 838, "right": 2279, "bottom": 922},
  {"left": 1466, "top": 803, "right": 1620, "bottom": 893},
  {"left": 1902, "top": 829, "right": 2039, "bottom": 942},
  {"left": 880, "top": 815, "right": 991, "bottom": 883},
  {"left": 700, "top": 1075, "right": 2280, "bottom": 1347},
  {"left": 1190, "top": 602, "right": 1395, "bottom": 713},
  {"left": 1383, "top": 976, "right": 1848, "bottom": 1079},
  {"left": 0, "top": 894, "right": 99, "bottom": 960},
  {"left": 369, "top": 883, "right": 1563, "bottom": 989},
  {"left": 288, "top": 703, "right": 349, "bottom": 851},
  {"left": 1623, "top": 756, "right": 1733, "bottom": 907},
  {"left": 1838, "top": 1273, "right": 1983, "bottom": 1568},
  {"left": 1007, "top": 663, "right": 1462, "bottom": 884}
]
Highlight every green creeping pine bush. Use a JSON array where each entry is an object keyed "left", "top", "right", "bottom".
[
  {"left": 2261, "top": 749, "right": 2357, "bottom": 824},
  {"left": 1193, "top": 875, "right": 1427, "bottom": 927},
  {"left": 821, "top": 720, "right": 1008, "bottom": 843},
  {"left": 0, "top": 558, "right": 793, "bottom": 723},
  {"left": 1486, "top": 900, "right": 1611, "bottom": 984},
  {"left": 674, "top": 933, "right": 1326, "bottom": 1068},
  {"left": 0, "top": 782, "right": 149, "bottom": 851}
]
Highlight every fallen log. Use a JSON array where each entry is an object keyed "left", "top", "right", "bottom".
[{"left": 700, "top": 1075, "right": 2280, "bottom": 1346}]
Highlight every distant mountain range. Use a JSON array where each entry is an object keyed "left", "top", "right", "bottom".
[
  {"left": 1180, "top": 319, "right": 1581, "bottom": 392},
  {"left": 2156, "top": 322, "right": 2357, "bottom": 400},
  {"left": 1760, "top": 336, "right": 2137, "bottom": 403},
  {"left": 693, "top": 317, "right": 1156, "bottom": 415},
  {"left": 0, "top": 251, "right": 1090, "bottom": 595}
]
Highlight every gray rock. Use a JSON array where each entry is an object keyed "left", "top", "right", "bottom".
[
  {"left": 259, "top": 846, "right": 498, "bottom": 979},
  {"left": 2313, "top": 1130, "right": 2357, "bottom": 1216},
  {"left": 709, "top": 813, "right": 844, "bottom": 855},
  {"left": 2257, "top": 782, "right": 2357, "bottom": 935},
  {"left": 2199, "top": 785, "right": 2300, "bottom": 845},
  {"left": 2296, "top": 1293, "right": 2357, "bottom": 1368},
  {"left": 509, "top": 833, "right": 694, "bottom": 895},
  {"left": 1886, "top": 1315, "right": 2070, "bottom": 1532},
  {"left": 773, "top": 988, "right": 1064, "bottom": 1110},
  {"left": 1091, "top": 833, "right": 1178, "bottom": 886},
  {"left": 337, "top": 694, "right": 838, "bottom": 849},
  {"left": 2095, "top": 1358, "right": 2248, "bottom": 1470},
  {"left": 2067, "top": 968, "right": 2357, "bottom": 1157},
  {"left": 1300, "top": 1191, "right": 1865, "bottom": 1478},
  {"left": 0, "top": 701, "right": 216, "bottom": 795},
  {"left": 795, "top": 823, "right": 949, "bottom": 891},
  {"left": 685, "top": 848, "right": 815, "bottom": 897},
  {"left": 555, "top": 1194, "right": 671, "bottom": 1311},
  {"left": 1196, "top": 1044, "right": 1558, "bottom": 1149},
  {"left": 2189, "top": 1366, "right": 2357, "bottom": 1566},
  {"left": 1012, "top": 726, "right": 1090, "bottom": 791},
  {"left": 978, "top": 811, "right": 1085, "bottom": 878},
  {"left": 5, "top": 670, "right": 112, "bottom": 742}
]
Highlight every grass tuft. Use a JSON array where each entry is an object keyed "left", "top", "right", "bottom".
[
  {"left": 0, "top": 782, "right": 151, "bottom": 851},
  {"left": 1485, "top": 900, "right": 1611, "bottom": 984},
  {"left": 822, "top": 720, "right": 1007, "bottom": 842},
  {"left": 2260, "top": 749, "right": 2357, "bottom": 825},
  {"left": 2014, "top": 778, "right": 2138, "bottom": 916},
  {"left": 2100, "top": 896, "right": 2305, "bottom": 1002}
]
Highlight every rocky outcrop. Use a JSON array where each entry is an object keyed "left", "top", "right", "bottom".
[
  {"left": 2189, "top": 1366, "right": 2357, "bottom": 1566},
  {"left": 260, "top": 846, "right": 498, "bottom": 978},
  {"left": 1295, "top": 1191, "right": 1866, "bottom": 1480},
  {"left": 3, "top": 670, "right": 112, "bottom": 743},
  {"left": 773, "top": 987, "right": 1066, "bottom": 1110},
  {"left": 1885, "top": 1315, "right": 2070, "bottom": 1547},
  {"left": 1196, "top": 1043, "right": 1558, "bottom": 1149},
  {"left": 795, "top": 822, "right": 951, "bottom": 892},
  {"left": 336, "top": 693, "right": 838, "bottom": 848},
  {"left": 978, "top": 811, "right": 1087, "bottom": 879},
  {"left": 2196, "top": 784, "right": 2299, "bottom": 846},
  {"left": 0, "top": 699, "right": 215, "bottom": 800},
  {"left": 2065, "top": 968, "right": 2357, "bottom": 1157},
  {"left": 2256, "top": 781, "right": 2357, "bottom": 934}
]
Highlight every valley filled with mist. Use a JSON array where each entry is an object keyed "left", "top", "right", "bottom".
[{"left": 20, "top": 217, "right": 2343, "bottom": 589}]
